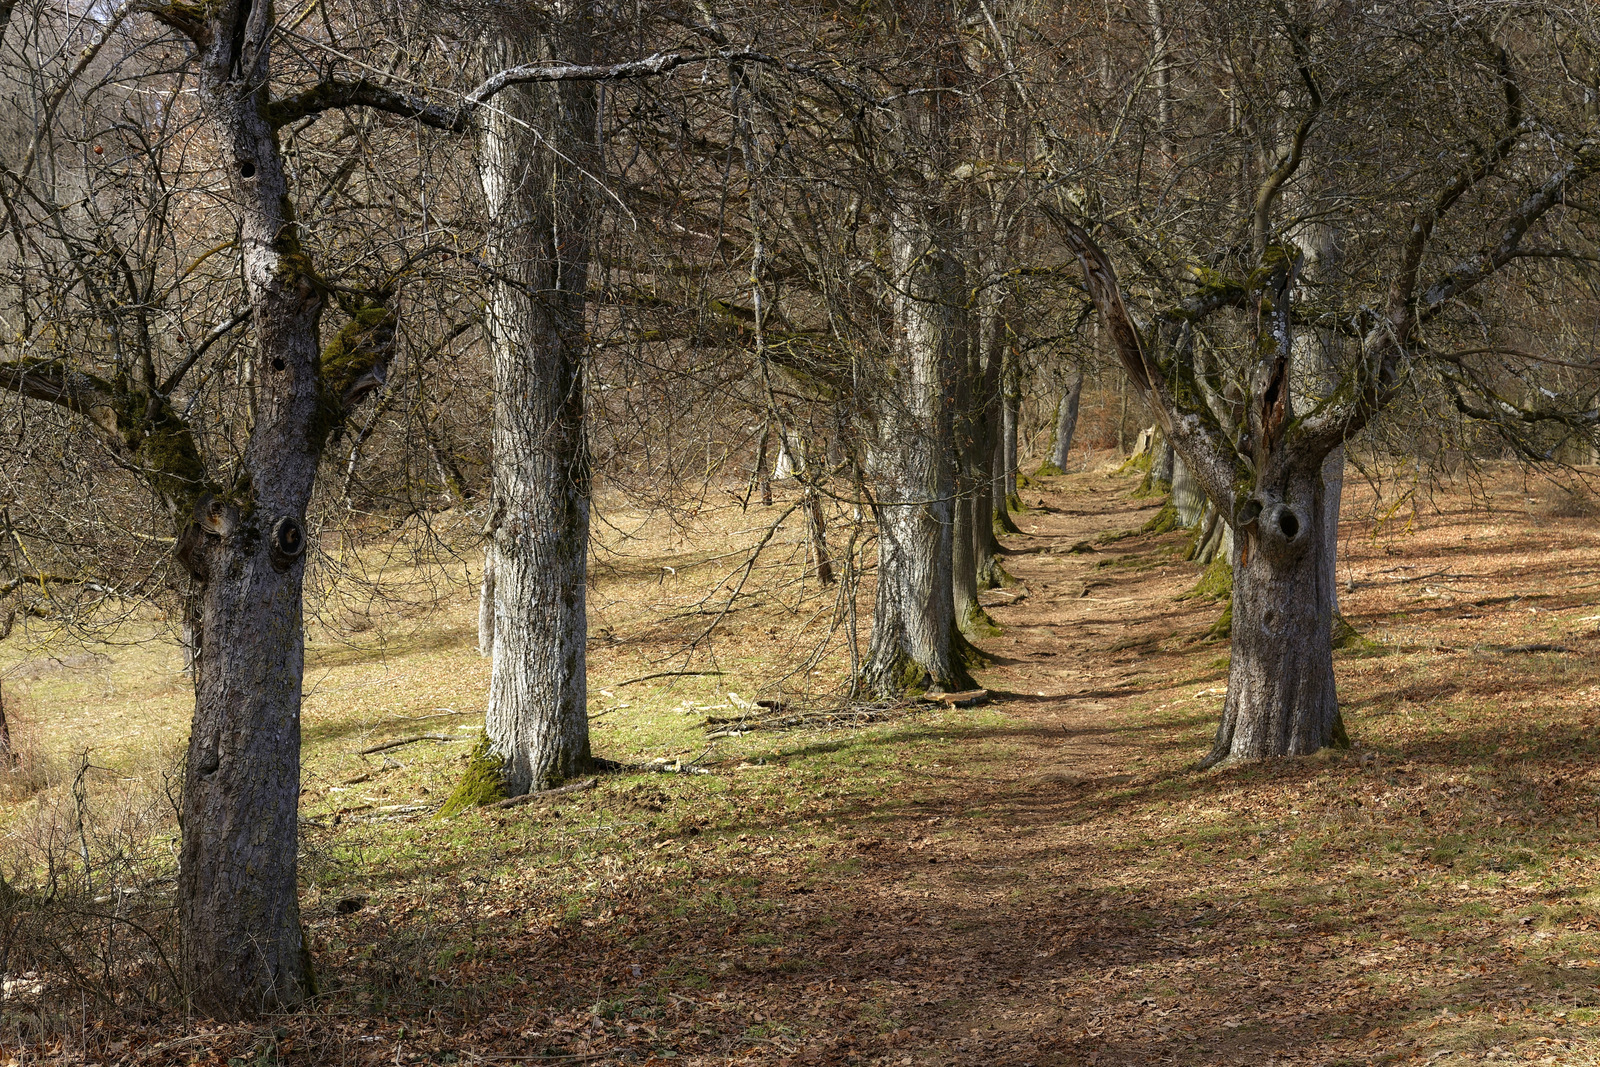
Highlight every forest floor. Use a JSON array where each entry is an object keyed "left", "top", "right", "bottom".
[{"left": 8, "top": 460, "right": 1600, "bottom": 1065}]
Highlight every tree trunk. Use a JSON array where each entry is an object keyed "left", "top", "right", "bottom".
[
  {"left": 1172, "top": 454, "right": 1204, "bottom": 527},
  {"left": 1201, "top": 463, "right": 1344, "bottom": 767},
  {"left": 993, "top": 425, "right": 1021, "bottom": 534},
  {"left": 476, "top": 30, "right": 595, "bottom": 794},
  {"left": 861, "top": 206, "right": 972, "bottom": 697},
  {"left": 1002, "top": 364, "right": 1020, "bottom": 501},
  {"left": 176, "top": 19, "right": 327, "bottom": 1017},
  {"left": 1050, "top": 366, "right": 1084, "bottom": 471},
  {"left": 950, "top": 477, "right": 984, "bottom": 635},
  {"left": 0, "top": 677, "right": 14, "bottom": 766},
  {"left": 804, "top": 487, "right": 834, "bottom": 585},
  {"left": 975, "top": 432, "right": 1007, "bottom": 586},
  {"left": 950, "top": 294, "right": 999, "bottom": 635},
  {"left": 1152, "top": 435, "right": 1174, "bottom": 488}
]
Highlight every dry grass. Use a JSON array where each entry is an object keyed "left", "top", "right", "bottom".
[{"left": 6, "top": 464, "right": 1600, "bottom": 1065}]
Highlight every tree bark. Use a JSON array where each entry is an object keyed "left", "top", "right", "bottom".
[
  {"left": 1171, "top": 454, "right": 1204, "bottom": 528},
  {"left": 171, "top": 12, "right": 335, "bottom": 1014},
  {"left": 476, "top": 29, "right": 596, "bottom": 794},
  {"left": 477, "top": 550, "right": 496, "bottom": 657},
  {"left": 804, "top": 486, "right": 834, "bottom": 585},
  {"left": 1050, "top": 366, "right": 1084, "bottom": 471},
  {"left": 1201, "top": 463, "right": 1343, "bottom": 767},
  {"left": 0, "top": 677, "right": 14, "bottom": 766},
  {"left": 974, "top": 391, "right": 1007, "bottom": 587},
  {"left": 1002, "top": 365, "right": 1021, "bottom": 500},
  {"left": 861, "top": 205, "right": 972, "bottom": 697}
]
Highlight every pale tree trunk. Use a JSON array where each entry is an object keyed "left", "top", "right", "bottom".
[
  {"left": 1171, "top": 454, "right": 1204, "bottom": 527},
  {"left": 861, "top": 206, "right": 971, "bottom": 697},
  {"left": 476, "top": 28, "right": 595, "bottom": 794},
  {"left": 773, "top": 431, "right": 798, "bottom": 480},
  {"left": 1050, "top": 366, "right": 1084, "bottom": 470}
]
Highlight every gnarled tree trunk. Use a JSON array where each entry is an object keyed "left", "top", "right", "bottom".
[
  {"left": 476, "top": 29, "right": 596, "bottom": 794},
  {"left": 171, "top": 5, "right": 336, "bottom": 1014},
  {"left": 1202, "top": 462, "right": 1342, "bottom": 766}
]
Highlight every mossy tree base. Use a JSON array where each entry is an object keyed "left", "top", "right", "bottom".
[
  {"left": 1141, "top": 501, "right": 1180, "bottom": 534},
  {"left": 1186, "top": 556, "right": 1233, "bottom": 602},
  {"left": 438, "top": 734, "right": 508, "bottom": 818},
  {"left": 957, "top": 601, "right": 1003, "bottom": 640},
  {"left": 1332, "top": 613, "right": 1378, "bottom": 653},
  {"left": 978, "top": 556, "right": 1020, "bottom": 589}
]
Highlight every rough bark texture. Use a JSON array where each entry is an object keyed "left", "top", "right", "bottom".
[
  {"left": 1050, "top": 367, "right": 1084, "bottom": 471},
  {"left": 1002, "top": 368, "right": 1021, "bottom": 498},
  {"left": 1171, "top": 454, "right": 1204, "bottom": 528},
  {"left": 168, "top": 0, "right": 327, "bottom": 1015},
  {"left": 861, "top": 207, "right": 971, "bottom": 697},
  {"left": 477, "top": 30, "right": 595, "bottom": 794},
  {"left": 1201, "top": 465, "right": 1343, "bottom": 767}
]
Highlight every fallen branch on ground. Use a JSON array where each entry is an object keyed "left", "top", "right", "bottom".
[
  {"left": 615, "top": 670, "right": 726, "bottom": 687},
  {"left": 356, "top": 734, "right": 460, "bottom": 755}
]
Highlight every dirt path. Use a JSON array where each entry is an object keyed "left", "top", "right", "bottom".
[{"left": 722, "top": 467, "right": 1274, "bottom": 1067}]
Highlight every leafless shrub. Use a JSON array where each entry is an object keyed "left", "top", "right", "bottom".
[{"left": 0, "top": 751, "right": 185, "bottom": 1045}]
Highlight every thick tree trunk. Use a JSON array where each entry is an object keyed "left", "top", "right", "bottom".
[
  {"left": 950, "top": 480, "right": 984, "bottom": 635},
  {"left": 477, "top": 32, "right": 595, "bottom": 794},
  {"left": 1152, "top": 436, "right": 1174, "bottom": 488},
  {"left": 992, "top": 429, "right": 1021, "bottom": 534},
  {"left": 1200, "top": 463, "right": 1344, "bottom": 767},
  {"left": 1050, "top": 367, "right": 1084, "bottom": 471},
  {"left": 975, "top": 443, "right": 1006, "bottom": 586},
  {"left": 177, "top": 21, "right": 325, "bottom": 1017},
  {"left": 861, "top": 208, "right": 971, "bottom": 697}
]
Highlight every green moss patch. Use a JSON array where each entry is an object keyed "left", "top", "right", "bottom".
[{"left": 436, "top": 734, "right": 507, "bottom": 818}]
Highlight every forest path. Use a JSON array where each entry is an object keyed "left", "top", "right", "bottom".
[{"left": 764, "top": 464, "right": 1276, "bottom": 1066}]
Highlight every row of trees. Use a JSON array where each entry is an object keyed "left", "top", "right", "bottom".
[{"left": 2, "top": 0, "right": 1598, "bottom": 1020}]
